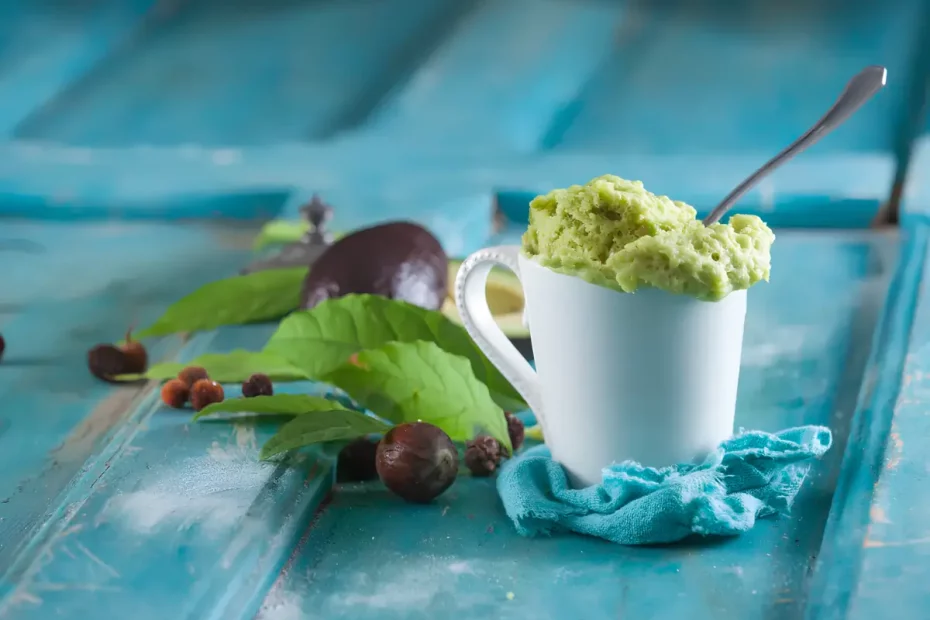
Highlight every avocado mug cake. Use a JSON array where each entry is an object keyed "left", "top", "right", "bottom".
[
  {"left": 522, "top": 175, "right": 774, "bottom": 302},
  {"left": 455, "top": 175, "right": 773, "bottom": 487}
]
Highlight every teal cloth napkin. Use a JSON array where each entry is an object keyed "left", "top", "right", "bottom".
[{"left": 496, "top": 426, "right": 832, "bottom": 545}]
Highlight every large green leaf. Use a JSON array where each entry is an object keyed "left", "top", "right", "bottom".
[
  {"left": 262, "top": 295, "right": 526, "bottom": 411},
  {"left": 128, "top": 350, "right": 309, "bottom": 383},
  {"left": 259, "top": 409, "right": 391, "bottom": 460},
  {"left": 325, "top": 340, "right": 511, "bottom": 452},
  {"left": 193, "top": 393, "right": 352, "bottom": 420},
  {"left": 134, "top": 267, "right": 307, "bottom": 339}
]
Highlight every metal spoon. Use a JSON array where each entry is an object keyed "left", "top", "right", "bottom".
[{"left": 702, "top": 65, "right": 887, "bottom": 226}]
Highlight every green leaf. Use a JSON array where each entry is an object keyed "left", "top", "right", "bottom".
[
  {"left": 134, "top": 268, "right": 308, "bottom": 339},
  {"left": 260, "top": 409, "right": 391, "bottom": 460},
  {"left": 253, "top": 220, "right": 309, "bottom": 250},
  {"left": 325, "top": 340, "right": 512, "bottom": 452},
  {"left": 262, "top": 295, "right": 526, "bottom": 411},
  {"left": 129, "top": 350, "right": 309, "bottom": 383},
  {"left": 193, "top": 393, "right": 352, "bottom": 420}
]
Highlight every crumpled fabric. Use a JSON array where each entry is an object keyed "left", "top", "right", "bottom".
[{"left": 496, "top": 426, "right": 832, "bottom": 545}]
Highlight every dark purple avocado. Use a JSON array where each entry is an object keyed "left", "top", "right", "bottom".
[{"left": 299, "top": 221, "right": 448, "bottom": 311}]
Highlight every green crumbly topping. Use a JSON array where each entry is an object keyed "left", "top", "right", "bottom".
[{"left": 521, "top": 175, "right": 774, "bottom": 301}]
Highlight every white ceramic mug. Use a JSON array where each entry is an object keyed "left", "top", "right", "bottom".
[{"left": 454, "top": 246, "right": 747, "bottom": 488}]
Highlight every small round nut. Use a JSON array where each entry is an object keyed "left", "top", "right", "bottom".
[
  {"left": 376, "top": 422, "right": 458, "bottom": 503},
  {"left": 87, "top": 344, "right": 129, "bottom": 381},
  {"left": 119, "top": 338, "right": 148, "bottom": 374},
  {"left": 464, "top": 436, "right": 503, "bottom": 477},
  {"left": 190, "top": 379, "right": 224, "bottom": 412},
  {"left": 336, "top": 437, "right": 379, "bottom": 483},
  {"left": 178, "top": 366, "right": 210, "bottom": 388},
  {"left": 241, "top": 373, "right": 273, "bottom": 398},
  {"left": 160, "top": 378, "right": 190, "bottom": 409}
]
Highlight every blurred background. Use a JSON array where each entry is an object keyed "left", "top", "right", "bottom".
[{"left": 1, "top": 0, "right": 928, "bottom": 235}]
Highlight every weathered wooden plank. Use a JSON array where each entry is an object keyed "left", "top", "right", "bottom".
[
  {"left": 0, "top": 325, "right": 333, "bottom": 620},
  {"left": 14, "top": 0, "right": 465, "bottom": 146},
  {"left": 546, "top": 0, "right": 925, "bottom": 158},
  {"left": 0, "top": 145, "right": 895, "bottom": 228},
  {"left": 844, "top": 228, "right": 930, "bottom": 618},
  {"left": 0, "top": 0, "right": 157, "bottom": 136},
  {"left": 804, "top": 223, "right": 926, "bottom": 620},
  {"left": 358, "top": 0, "right": 623, "bottom": 151},
  {"left": 0, "top": 220, "right": 257, "bottom": 573}
]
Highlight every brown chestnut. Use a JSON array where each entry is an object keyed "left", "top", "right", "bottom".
[
  {"left": 336, "top": 437, "right": 380, "bottom": 483},
  {"left": 376, "top": 422, "right": 457, "bottom": 503}
]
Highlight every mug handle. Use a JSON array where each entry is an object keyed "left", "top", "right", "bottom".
[{"left": 454, "top": 246, "right": 547, "bottom": 434}]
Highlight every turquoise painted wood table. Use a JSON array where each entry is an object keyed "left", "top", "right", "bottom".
[{"left": 2, "top": 0, "right": 930, "bottom": 618}]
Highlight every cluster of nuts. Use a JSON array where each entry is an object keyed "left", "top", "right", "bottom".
[
  {"left": 160, "top": 369, "right": 275, "bottom": 411},
  {"left": 336, "top": 411, "right": 527, "bottom": 504},
  {"left": 160, "top": 366, "right": 224, "bottom": 411},
  {"left": 87, "top": 330, "right": 148, "bottom": 382}
]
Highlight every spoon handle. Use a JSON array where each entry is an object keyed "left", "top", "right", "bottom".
[{"left": 702, "top": 65, "right": 887, "bottom": 226}]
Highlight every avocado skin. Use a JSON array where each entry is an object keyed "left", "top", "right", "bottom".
[{"left": 300, "top": 222, "right": 448, "bottom": 311}]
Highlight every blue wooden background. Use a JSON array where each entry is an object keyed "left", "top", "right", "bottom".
[{"left": 1, "top": 0, "right": 930, "bottom": 618}]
